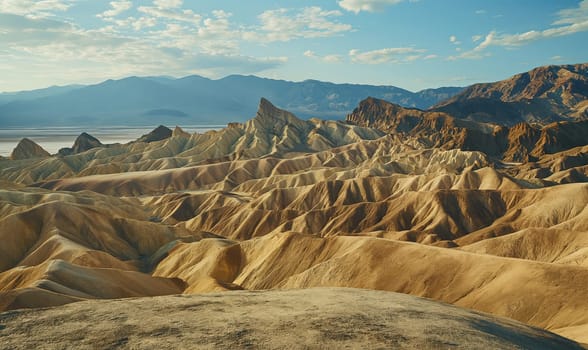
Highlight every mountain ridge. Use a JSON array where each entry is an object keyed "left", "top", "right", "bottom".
[
  {"left": 0, "top": 75, "right": 462, "bottom": 127},
  {"left": 432, "top": 63, "right": 588, "bottom": 125},
  {"left": 346, "top": 96, "right": 588, "bottom": 162}
]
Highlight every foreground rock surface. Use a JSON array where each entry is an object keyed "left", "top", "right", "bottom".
[{"left": 0, "top": 288, "right": 582, "bottom": 350}]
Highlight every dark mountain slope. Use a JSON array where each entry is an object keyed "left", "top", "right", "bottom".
[{"left": 431, "top": 63, "right": 588, "bottom": 125}]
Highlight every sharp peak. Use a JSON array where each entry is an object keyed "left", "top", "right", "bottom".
[
  {"left": 77, "top": 132, "right": 100, "bottom": 140},
  {"left": 16, "top": 137, "right": 47, "bottom": 149},
  {"left": 11, "top": 137, "right": 50, "bottom": 160},
  {"left": 255, "top": 97, "right": 303, "bottom": 124},
  {"left": 259, "top": 97, "right": 277, "bottom": 109},
  {"left": 257, "top": 97, "right": 287, "bottom": 116}
]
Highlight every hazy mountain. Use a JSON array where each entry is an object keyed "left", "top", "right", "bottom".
[
  {"left": 431, "top": 63, "right": 588, "bottom": 125},
  {"left": 0, "top": 84, "right": 83, "bottom": 105},
  {"left": 0, "top": 75, "right": 461, "bottom": 127}
]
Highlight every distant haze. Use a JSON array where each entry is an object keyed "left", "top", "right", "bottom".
[
  {"left": 0, "top": 126, "right": 220, "bottom": 157},
  {"left": 0, "top": 75, "right": 462, "bottom": 128}
]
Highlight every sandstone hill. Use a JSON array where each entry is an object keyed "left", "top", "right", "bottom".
[
  {"left": 0, "top": 97, "right": 587, "bottom": 346},
  {"left": 431, "top": 63, "right": 588, "bottom": 125},
  {"left": 9, "top": 138, "right": 50, "bottom": 160},
  {"left": 58, "top": 132, "right": 104, "bottom": 156}
]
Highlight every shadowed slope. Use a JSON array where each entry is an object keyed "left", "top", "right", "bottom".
[
  {"left": 0, "top": 187, "right": 195, "bottom": 310},
  {"left": 0, "top": 260, "right": 185, "bottom": 311},
  {"left": 346, "top": 97, "right": 588, "bottom": 162},
  {"left": 431, "top": 63, "right": 588, "bottom": 124},
  {"left": 154, "top": 232, "right": 588, "bottom": 343}
]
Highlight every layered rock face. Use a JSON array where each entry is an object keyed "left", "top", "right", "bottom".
[
  {"left": 431, "top": 63, "right": 588, "bottom": 124},
  {"left": 347, "top": 97, "right": 588, "bottom": 162}
]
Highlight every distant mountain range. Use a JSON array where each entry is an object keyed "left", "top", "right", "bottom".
[
  {"left": 1, "top": 63, "right": 585, "bottom": 128},
  {"left": 0, "top": 75, "right": 462, "bottom": 127}
]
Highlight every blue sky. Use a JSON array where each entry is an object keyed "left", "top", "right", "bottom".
[{"left": 0, "top": 0, "right": 587, "bottom": 92}]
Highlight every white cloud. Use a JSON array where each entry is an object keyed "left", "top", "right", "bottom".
[
  {"left": 0, "top": 11, "right": 288, "bottom": 90},
  {"left": 338, "top": 0, "right": 404, "bottom": 13},
  {"left": 349, "top": 47, "right": 426, "bottom": 64},
  {"left": 137, "top": 5, "right": 201, "bottom": 23},
  {"left": 449, "top": 35, "right": 461, "bottom": 45},
  {"left": 0, "top": 2, "right": 357, "bottom": 90},
  {"left": 196, "top": 11, "right": 240, "bottom": 55},
  {"left": 323, "top": 54, "right": 342, "bottom": 63},
  {"left": 423, "top": 54, "right": 437, "bottom": 60},
  {"left": 472, "top": 35, "right": 482, "bottom": 42},
  {"left": 186, "top": 54, "right": 287, "bottom": 73},
  {"left": 554, "top": 0, "right": 588, "bottom": 25},
  {"left": 153, "top": 0, "right": 183, "bottom": 9},
  {"left": 98, "top": 1, "right": 132, "bottom": 19},
  {"left": 0, "top": 0, "right": 72, "bottom": 17},
  {"left": 304, "top": 50, "right": 342, "bottom": 63},
  {"left": 475, "top": 9, "right": 486, "bottom": 15},
  {"left": 108, "top": 16, "right": 158, "bottom": 31},
  {"left": 250, "top": 7, "right": 352, "bottom": 42},
  {"left": 450, "top": 0, "right": 588, "bottom": 60},
  {"left": 132, "top": 17, "right": 157, "bottom": 31},
  {"left": 198, "top": 10, "right": 232, "bottom": 39}
]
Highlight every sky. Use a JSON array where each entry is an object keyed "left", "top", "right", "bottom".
[{"left": 0, "top": 0, "right": 587, "bottom": 92}]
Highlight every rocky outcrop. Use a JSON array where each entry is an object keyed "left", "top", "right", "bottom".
[
  {"left": 137, "top": 125, "right": 173, "bottom": 143},
  {"left": 73, "top": 132, "right": 103, "bottom": 153},
  {"left": 345, "top": 97, "right": 423, "bottom": 133},
  {"left": 431, "top": 63, "right": 588, "bottom": 125},
  {"left": 59, "top": 132, "right": 103, "bottom": 156},
  {"left": 10, "top": 138, "right": 50, "bottom": 160},
  {"left": 347, "top": 97, "right": 588, "bottom": 162},
  {"left": 172, "top": 126, "right": 190, "bottom": 138}
]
